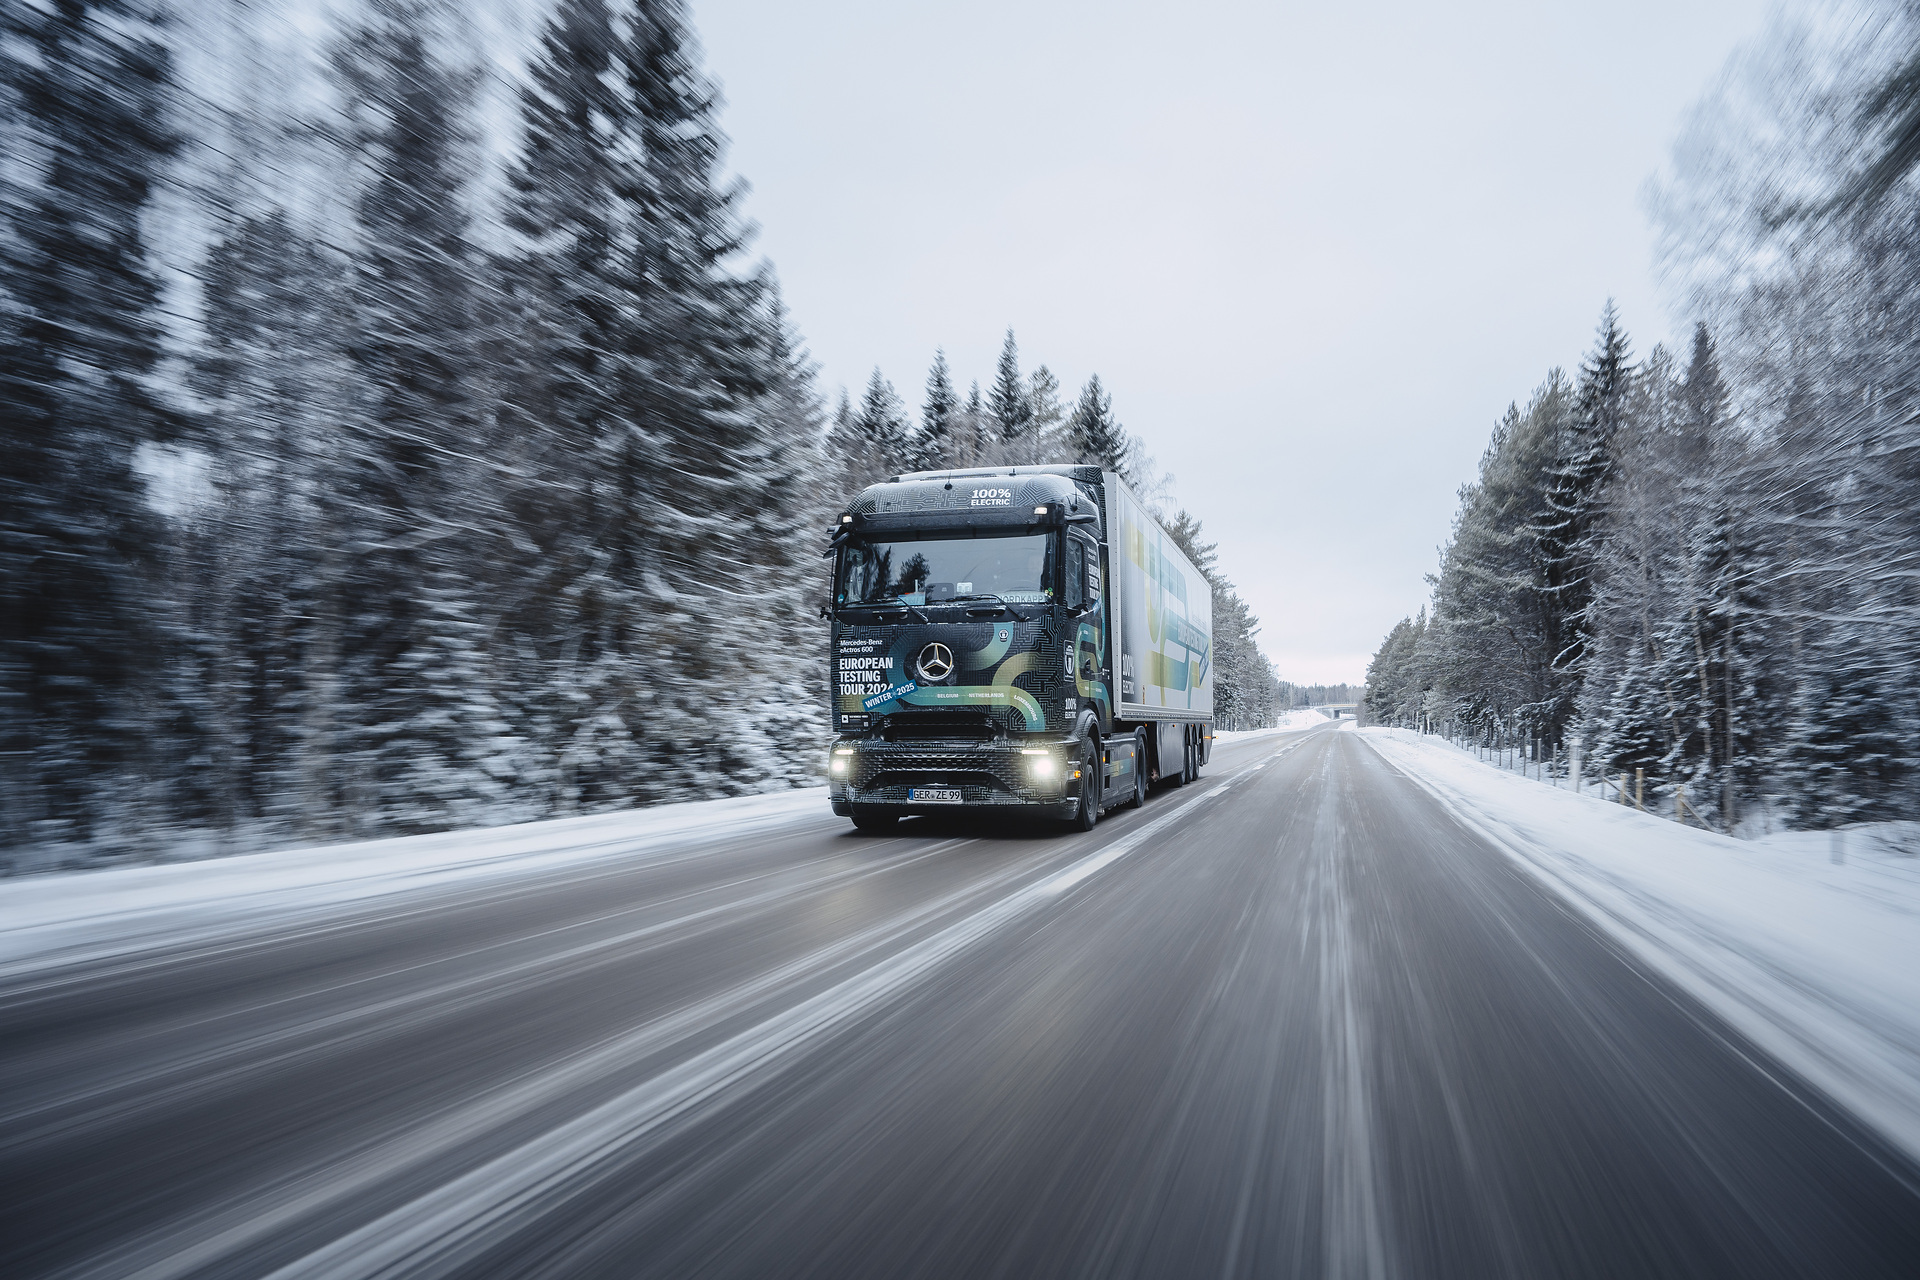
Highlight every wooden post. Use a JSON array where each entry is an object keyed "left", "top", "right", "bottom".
[
  {"left": 1635, "top": 767, "right": 1645, "bottom": 811},
  {"left": 1675, "top": 784, "right": 1686, "bottom": 826}
]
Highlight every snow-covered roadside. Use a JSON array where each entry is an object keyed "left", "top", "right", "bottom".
[
  {"left": 1361, "top": 727, "right": 1920, "bottom": 1161},
  {"left": 0, "top": 787, "right": 831, "bottom": 976},
  {"left": 1216, "top": 709, "right": 1331, "bottom": 743}
]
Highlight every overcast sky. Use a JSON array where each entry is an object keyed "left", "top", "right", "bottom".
[{"left": 689, "top": 0, "right": 1774, "bottom": 685}]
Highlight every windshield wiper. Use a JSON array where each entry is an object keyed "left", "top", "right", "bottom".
[
  {"left": 939, "top": 593, "right": 1011, "bottom": 612},
  {"left": 864, "top": 598, "right": 929, "bottom": 623}
]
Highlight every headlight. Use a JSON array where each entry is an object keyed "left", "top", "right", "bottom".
[
  {"left": 829, "top": 747, "right": 854, "bottom": 776},
  {"left": 1020, "top": 748, "right": 1058, "bottom": 780}
]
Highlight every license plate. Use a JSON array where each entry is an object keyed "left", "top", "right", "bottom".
[{"left": 909, "top": 788, "right": 962, "bottom": 804}]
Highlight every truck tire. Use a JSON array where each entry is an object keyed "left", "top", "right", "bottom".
[
  {"left": 1127, "top": 729, "right": 1147, "bottom": 809},
  {"left": 1188, "top": 729, "right": 1202, "bottom": 782},
  {"left": 852, "top": 811, "right": 897, "bottom": 833},
  {"left": 1167, "top": 729, "right": 1189, "bottom": 787},
  {"left": 1069, "top": 740, "right": 1099, "bottom": 831}
]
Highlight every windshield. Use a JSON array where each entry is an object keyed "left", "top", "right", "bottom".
[{"left": 838, "top": 532, "right": 1055, "bottom": 606}]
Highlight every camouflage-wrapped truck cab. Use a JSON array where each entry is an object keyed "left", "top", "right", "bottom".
[{"left": 825, "top": 464, "right": 1214, "bottom": 832}]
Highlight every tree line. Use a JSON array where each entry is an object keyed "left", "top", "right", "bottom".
[
  {"left": 1366, "top": 7, "right": 1919, "bottom": 833},
  {"left": 0, "top": 0, "right": 1285, "bottom": 863}
]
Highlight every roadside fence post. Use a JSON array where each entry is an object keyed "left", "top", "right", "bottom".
[
  {"left": 1635, "top": 768, "right": 1645, "bottom": 812},
  {"left": 1570, "top": 736, "right": 1583, "bottom": 795},
  {"left": 1675, "top": 784, "right": 1686, "bottom": 826}
]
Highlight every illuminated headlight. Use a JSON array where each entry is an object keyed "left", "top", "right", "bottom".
[
  {"left": 1020, "top": 748, "right": 1058, "bottom": 781},
  {"left": 829, "top": 747, "right": 855, "bottom": 776}
]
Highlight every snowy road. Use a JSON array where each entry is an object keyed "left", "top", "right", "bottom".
[{"left": 4, "top": 723, "right": 1918, "bottom": 1279}]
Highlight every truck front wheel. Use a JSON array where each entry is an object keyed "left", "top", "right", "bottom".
[{"left": 1069, "top": 740, "right": 1100, "bottom": 832}]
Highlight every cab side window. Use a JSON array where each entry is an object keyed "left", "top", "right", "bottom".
[{"left": 1065, "top": 538, "right": 1085, "bottom": 611}]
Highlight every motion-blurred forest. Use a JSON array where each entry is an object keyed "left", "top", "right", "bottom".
[
  {"left": 1, "top": 0, "right": 1282, "bottom": 866},
  {"left": 1367, "top": 4, "right": 1920, "bottom": 834}
]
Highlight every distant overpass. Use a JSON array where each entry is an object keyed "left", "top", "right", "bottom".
[{"left": 1315, "top": 703, "right": 1360, "bottom": 719}]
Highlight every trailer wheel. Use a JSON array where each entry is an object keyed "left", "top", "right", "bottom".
[
  {"left": 1126, "top": 730, "right": 1147, "bottom": 809},
  {"left": 1187, "top": 728, "right": 1202, "bottom": 782},
  {"left": 1168, "top": 727, "right": 1190, "bottom": 787},
  {"left": 851, "top": 812, "right": 897, "bottom": 833}
]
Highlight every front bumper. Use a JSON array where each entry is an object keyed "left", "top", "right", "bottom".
[{"left": 827, "top": 738, "right": 1082, "bottom": 814}]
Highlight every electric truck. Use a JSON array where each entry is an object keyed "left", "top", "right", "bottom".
[{"left": 825, "top": 464, "right": 1214, "bottom": 831}]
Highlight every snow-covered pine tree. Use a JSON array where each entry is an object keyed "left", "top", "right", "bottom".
[
  {"left": 189, "top": 210, "right": 354, "bottom": 836},
  {"left": 1021, "top": 364, "right": 1065, "bottom": 466},
  {"left": 1536, "top": 303, "right": 1633, "bottom": 724},
  {"left": 1667, "top": 323, "right": 1748, "bottom": 824},
  {"left": 1364, "top": 612, "right": 1428, "bottom": 726},
  {"left": 916, "top": 349, "right": 957, "bottom": 471},
  {"left": 331, "top": 0, "right": 511, "bottom": 831},
  {"left": 1422, "top": 375, "right": 1569, "bottom": 740},
  {"left": 1066, "top": 374, "right": 1132, "bottom": 476},
  {"left": 954, "top": 379, "right": 988, "bottom": 467},
  {"left": 857, "top": 368, "right": 913, "bottom": 476},
  {"left": 511, "top": 0, "right": 817, "bottom": 798},
  {"left": 1778, "top": 670, "right": 1910, "bottom": 829},
  {"left": 0, "top": 0, "right": 181, "bottom": 845},
  {"left": 987, "top": 328, "right": 1033, "bottom": 452},
  {"left": 504, "top": 0, "right": 655, "bottom": 812}
]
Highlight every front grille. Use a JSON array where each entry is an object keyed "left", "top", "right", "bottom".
[{"left": 853, "top": 749, "right": 1022, "bottom": 791}]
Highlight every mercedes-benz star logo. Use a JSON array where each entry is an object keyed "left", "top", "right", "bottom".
[{"left": 914, "top": 642, "right": 955, "bottom": 683}]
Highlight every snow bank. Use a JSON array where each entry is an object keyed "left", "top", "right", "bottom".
[
  {"left": 1361, "top": 727, "right": 1920, "bottom": 1160},
  {"left": 1216, "top": 710, "right": 1331, "bottom": 743},
  {"left": 0, "top": 787, "right": 831, "bottom": 976}
]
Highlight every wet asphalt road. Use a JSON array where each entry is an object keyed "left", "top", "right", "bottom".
[{"left": 4, "top": 723, "right": 1919, "bottom": 1279}]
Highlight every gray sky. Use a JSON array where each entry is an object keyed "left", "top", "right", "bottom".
[{"left": 691, "top": 0, "right": 1774, "bottom": 685}]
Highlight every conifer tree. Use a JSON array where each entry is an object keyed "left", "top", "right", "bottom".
[
  {"left": 955, "top": 380, "right": 988, "bottom": 467},
  {"left": 190, "top": 210, "right": 353, "bottom": 834},
  {"left": 1780, "top": 671, "right": 1910, "bottom": 828},
  {"left": 1067, "top": 374, "right": 1132, "bottom": 474},
  {"left": 858, "top": 368, "right": 912, "bottom": 475},
  {"left": 1537, "top": 303, "right": 1633, "bottom": 721},
  {"left": 988, "top": 328, "right": 1033, "bottom": 448},
  {"left": 1023, "top": 364, "right": 1065, "bottom": 464},
  {"left": 509, "top": 0, "right": 820, "bottom": 801},
  {"left": 332, "top": 0, "right": 511, "bottom": 829},
  {"left": 916, "top": 350, "right": 957, "bottom": 471},
  {"left": 0, "top": 0, "right": 181, "bottom": 842}
]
